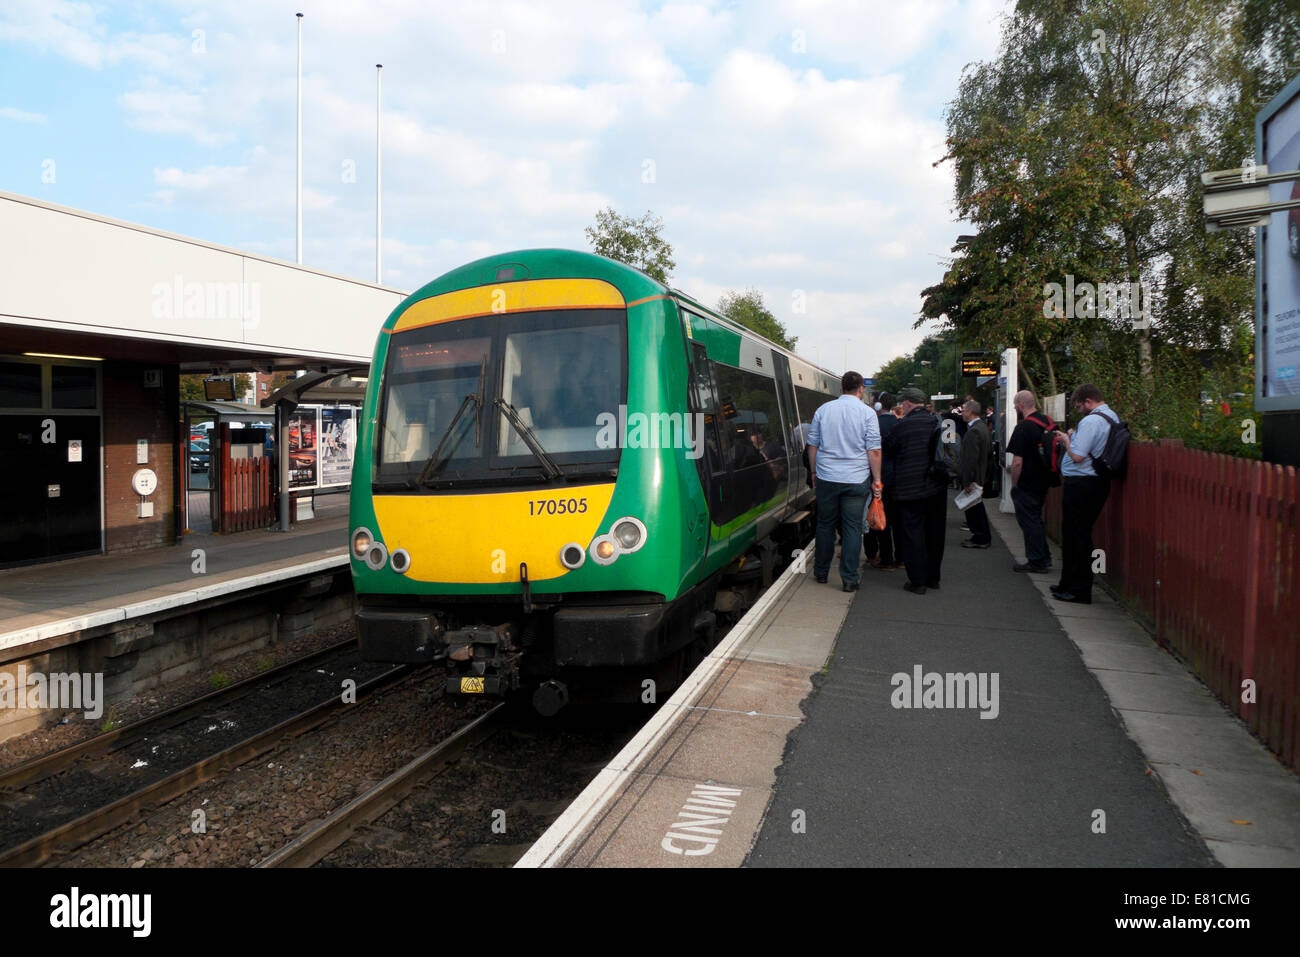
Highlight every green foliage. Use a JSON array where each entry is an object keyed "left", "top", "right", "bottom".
[
  {"left": 100, "top": 708, "right": 121, "bottom": 733},
  {"left": 255, "top": 655, "right": 276, "bottom": 673},
  {"left": 208, "top": 672, "right": 231, "bottom": 690},
  {"left": 717, "top": 288, "right": 798, "bottom": 350},
  {"left": 922, "top": 0, "right": 1277, "bottom": 459},
  {"left": 873, "top": 355, "right": 917, "bottom": 396},
  {"left": 584, "top": 207, "right": 676, "bottom": 284}
]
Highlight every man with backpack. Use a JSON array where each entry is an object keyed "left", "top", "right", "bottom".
[
  {"left": 1054, "top": 383, "right": 1126, "bottom": 604},
  {"left": 883, "top": 387, "right": 947, "bottom": 594},
  {"left": 1006, "top": 390, "right": 1057, "bottom": 573}
]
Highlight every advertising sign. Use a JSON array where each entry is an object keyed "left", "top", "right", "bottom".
[
  {"left": 1259, "top": 78, "right": 1300, "bottom": 409},
  {"left": 287, "top": 408, "right": 319, "bottom": 490},
  {"left": 319, "top": 406, "right": 358, "bottom": 487}
]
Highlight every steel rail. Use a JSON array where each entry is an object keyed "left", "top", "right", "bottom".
[
  {"left": 0, "top": 637, "right": 361, "bottom": 792},
  {"left": 0, "top": 664, "right": 409, "bottom": 868},
  {"left": 258, "top": 702, "right": 506, "bottom": 868}
]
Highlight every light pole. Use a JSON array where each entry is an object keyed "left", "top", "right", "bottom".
[
  {"left": 376, "top": 63, "right": 382, "bottom": 284},
  {"left": 295, "top": 12, "right": 303, "bottom": 265}
]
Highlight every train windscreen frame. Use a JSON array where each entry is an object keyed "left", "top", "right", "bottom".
[{"left": 373, "top": 307, "right": 627, "bottom": 491}]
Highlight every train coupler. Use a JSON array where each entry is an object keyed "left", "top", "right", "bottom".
[{"left": 443, "top": 623, "right": 520, "bottom": 697}]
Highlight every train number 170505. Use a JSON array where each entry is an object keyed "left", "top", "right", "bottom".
[{"left": 529, "top": 497, "right": 588, "bottom": 516}]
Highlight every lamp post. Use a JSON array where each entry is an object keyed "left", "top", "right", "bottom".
[{"left": 296, "top": 13, "right": 303, "bottom": 265}]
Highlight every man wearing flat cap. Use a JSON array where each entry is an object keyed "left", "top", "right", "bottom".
[{"left": 882, "top": 388, "right": 947, "bottom": 594}]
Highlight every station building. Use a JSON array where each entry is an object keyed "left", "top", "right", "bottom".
[{"left": 0, "top": 189, "right": 405, "bottom": 568}]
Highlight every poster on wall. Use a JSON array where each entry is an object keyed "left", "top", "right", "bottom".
[
  {"left": 1261, "top": 83, "right": 1300, "bottom": 408},
  {"left": 288, "top": 408, "right": 319, "bottom": 490},
  {"left": 319, "top": 406, "right": 358, "bottom": 487}
]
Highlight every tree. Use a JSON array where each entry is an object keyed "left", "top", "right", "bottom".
[
  {"left": 873, "top": 356, "right": 917, "bottom": 396},
  {"left": 717, "top": 288, "right": 798, "bottom": 351},
  {"left": 584, "top": 207, "right": 676, "bottom": 284},
  {"left": 927, "top": 0, "right": 1260, "bottom": 443}
]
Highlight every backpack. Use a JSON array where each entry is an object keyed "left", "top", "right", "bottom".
[
  {"left": 1026, "top": 412, "right": 1063, "bottom": 487},
  {"left": 1087, "top": 408, "right": 1130, "bottom": 479},
  {"left": 927, "top": 417, "right": 959, "bottom": 482}
]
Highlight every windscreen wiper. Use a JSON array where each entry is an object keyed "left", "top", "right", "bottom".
[
  {"left": 416, "top": 358, "right": 487, "bottom": 486},
  {"left": 496, "top": 397, "right": 564, "bottom": 481},
  {"left": 417, "top": 393, "right": 478, "bottom": 485}
]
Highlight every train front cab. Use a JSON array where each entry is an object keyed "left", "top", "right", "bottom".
[{"left": 350, "top": 267, "right": 712, "bottom": 705}]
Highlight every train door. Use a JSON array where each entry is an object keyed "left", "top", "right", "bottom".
[
  {"left": 770, "top": 353, "right": 803, "bottom": 496},
  {"left": 687, "top": 339, "right": 730, "bottom": 531}
]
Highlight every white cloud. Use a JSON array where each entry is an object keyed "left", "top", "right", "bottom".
[
  {"left": 0, "top": 106, "right": 47, "bottom": 123},
  {"left": 3, "top": 0, "right": 1011, "bottom": 369}
]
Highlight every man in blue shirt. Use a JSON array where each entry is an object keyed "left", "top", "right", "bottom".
[
  {"left": 1052, "top": 383, "right": 1116, "bottom": 603},
  {"left": 807, "top": 371, "right": 882, "bottom": 591}
]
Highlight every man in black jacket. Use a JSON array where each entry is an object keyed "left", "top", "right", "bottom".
[
  {"left": 883, "top": 388, "right": 947, "bottom": 594},
  {"left": 958, "top": 400, "right": 992, "bottom": 548},
  {"left": 864, "top": 391, "right": 903, "bottom": 568}
]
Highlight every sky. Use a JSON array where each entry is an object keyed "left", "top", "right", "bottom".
[{"left": 0, "top": 0, "right": 1007, "bottom": 377}]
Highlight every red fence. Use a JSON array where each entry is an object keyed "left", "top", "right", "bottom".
[
  {"left": 1045, "top": 441, "right": 1299, "bottom": 767},
  {"left": 220, "top": 456, "right": 274, "bottom": 533}
]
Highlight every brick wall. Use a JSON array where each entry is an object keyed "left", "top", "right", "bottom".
[{"left": 103, "top": 361, "right": 180, "bottom": 553}]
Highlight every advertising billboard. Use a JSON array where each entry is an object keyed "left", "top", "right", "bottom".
[
  {"left": 1258, "top": 77, "right": 1300, "bottom": 410},
  {"left": 319, "top": 406, "right": 357, "bottom": 487},
  {"left": 287, "top": 408, "right": 318, "bottom": 490}
]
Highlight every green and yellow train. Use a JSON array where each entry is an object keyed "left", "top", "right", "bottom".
[{"left": 349, "top": 248, "right": 837, "bottom": 712}]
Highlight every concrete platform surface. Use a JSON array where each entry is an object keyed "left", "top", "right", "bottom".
[
  {"left": 0, "top": 506, "right": 348, "bottom": 654},
  {"left": 517, "top": 549, "right": 852, "bottom": 867}
]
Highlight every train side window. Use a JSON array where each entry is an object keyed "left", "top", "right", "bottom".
[
  {"left": 688, "top": 341, "right": 729, "bottom": 515},
  {"left": 712, "top": 361, "right": 786, "bottom": 516}
]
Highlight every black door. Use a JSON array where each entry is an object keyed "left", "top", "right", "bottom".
[{"left": 0, "top": 414, "right": 101, "bottom": 566}]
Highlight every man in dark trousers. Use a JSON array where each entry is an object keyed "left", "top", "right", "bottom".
[
  {"left": 883, "top": 387, "right": 946, "bottom": 594},
  {"left": 864, "top": 391, "right": 903, "bottom": 568},
  {"left": 1053, "top": 383, "right": 1116, "bottom": 604},
  {"left": 807, "top": 371, "right": 882, "bottom": 592},
  {"left": 958, "top": 399, "right": 991, "bottom": 548},
  {"left": 1006, "top": 389, "right": 1053, "bottom": 572}
]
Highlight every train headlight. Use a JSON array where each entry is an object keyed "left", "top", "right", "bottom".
[
  {"left": 351, "top": 527, "right": 374, "bottom": 559},
  {"left": 611, "top": 517, "right": 647, "bottom": 553},
  {"left": 560, "top": 543, "right": 586, "bottom": 569},
  {"left": 590, "top": 536, "right": 618, "bottom": 565},
  {"left": 364, "top": 540, "right": 389, "bottom": 571},
  {"left": 390, "top": 548, "right": 411, "bottom": 574}
]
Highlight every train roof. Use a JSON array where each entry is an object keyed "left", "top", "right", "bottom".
[{"left": 389, "top": 248, "right": 839, "bottom": 387}]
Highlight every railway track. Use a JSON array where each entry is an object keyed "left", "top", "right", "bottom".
[
  {"left": 0, "top": 638, "right": 358, "bottom": 792},
  {"left": 259, "top": 703, "right": 507, "bottom": 867},
  {"left": 0, "top": 642, "right": 406, "bottom": 868}
]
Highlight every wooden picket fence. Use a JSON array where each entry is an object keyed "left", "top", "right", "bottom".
[
  {"left": 1045, "top": 440, "right": 1300, "bottom": 767},
  {"left": 220, "top": 456, "right": 274, "bottom": 533}
]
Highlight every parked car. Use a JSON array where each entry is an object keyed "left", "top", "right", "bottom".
[{"left": 189, "top": 438, "right": 210, "bottom": 473}]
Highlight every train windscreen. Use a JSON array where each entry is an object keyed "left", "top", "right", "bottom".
[{"left": 374, "top": 308, "right": 626, "bottom": 489}]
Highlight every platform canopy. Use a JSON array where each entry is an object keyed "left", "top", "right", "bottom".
[{"left": 0, "top": 190, "right": 406, "bottom": 375}]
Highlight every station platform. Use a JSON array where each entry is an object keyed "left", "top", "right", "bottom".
[
  {"left": 0, "top": 498, "right": 348, "bottom": 660},
  {"left": 519, "top": 495, "right": 1300, "bottom": 868}
]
